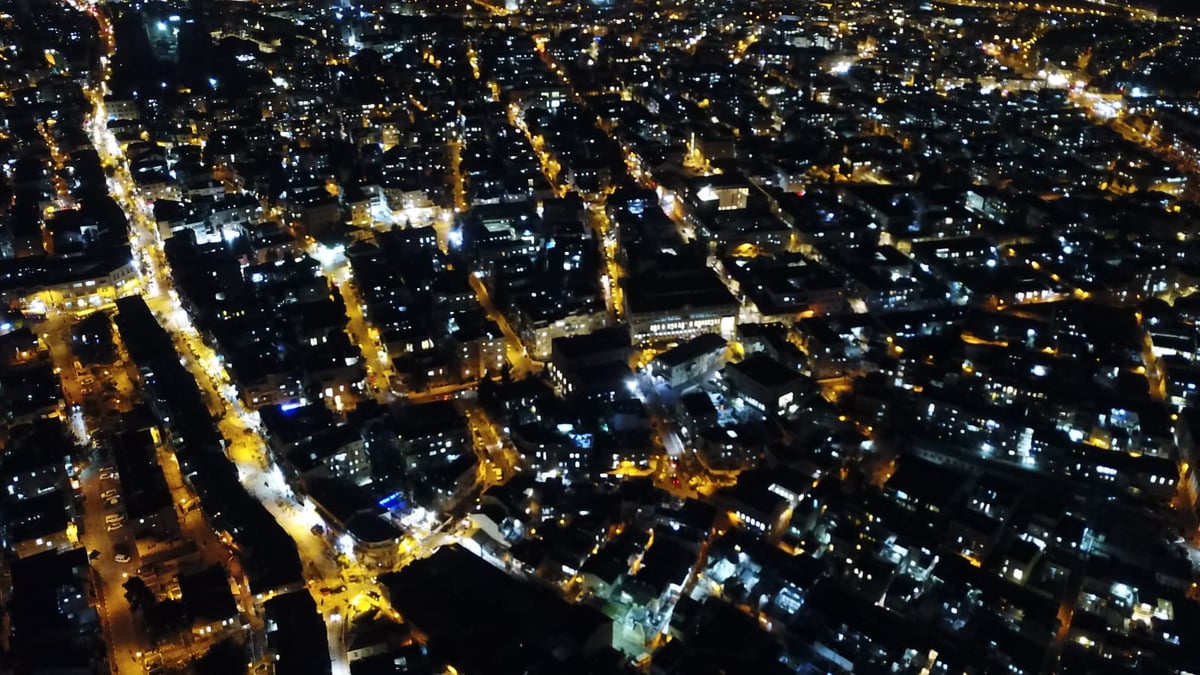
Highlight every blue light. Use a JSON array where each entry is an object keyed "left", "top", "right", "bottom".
[{"left": 378, "top": 492, "right": 407, "bottom": 511}]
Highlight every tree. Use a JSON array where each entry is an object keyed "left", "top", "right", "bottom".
[
  {"left": 122, "top": 577, "right": 155, "bottom": 613},
  {"left": 193, "top": 638, "right": 249, "bottom": 675},
  {"left": 145, "top": 599, "right": 191, "bottom": 643}
]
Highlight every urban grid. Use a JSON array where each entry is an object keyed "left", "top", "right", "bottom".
[{"left": 0, "top": 0, "right": 1198, "bottom": 672}]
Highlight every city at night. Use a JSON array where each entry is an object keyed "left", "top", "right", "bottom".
[{"left": 0, "top": 0, "right": 1198, "bottom": 673}]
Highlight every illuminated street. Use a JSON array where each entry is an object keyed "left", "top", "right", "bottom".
[{"left": 61, "top": 3, "right": 434, "bottom": 671}]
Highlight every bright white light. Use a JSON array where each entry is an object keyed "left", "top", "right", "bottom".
[
  {"left": 338, "top": 534, "right": 357, "bottom": 561},
  {"left": 829, "top": 60, "right": 853, "bottom": 75},
  {"left": 313, "top": 244, "right": 344, "bottom": 268},
  {"left": 1092, "top": 99, "right": 1122, "bottom": 119}
]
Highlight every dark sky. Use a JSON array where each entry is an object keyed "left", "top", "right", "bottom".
[{"left": 1139, "top": 0, "right": 1200, "bottom": 16}]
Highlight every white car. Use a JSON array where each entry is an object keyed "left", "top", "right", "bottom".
[
  {"left": 101, "top": 489, "right": 118, "bottom": 499},
  {"left": 104, "top": 514, "right": 123, "bottom": 524},
  {"left": 105, "top": 522, "right": 123, "bottom": 532},
  {"left": 114, "top": 553, "right": 131, "bottom": 564}
]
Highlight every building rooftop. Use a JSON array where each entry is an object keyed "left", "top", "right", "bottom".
[{"left": 178, "top": 565, "right": 238, "bottom": 624}]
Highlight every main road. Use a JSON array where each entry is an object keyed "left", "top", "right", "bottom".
[
  {"left": 66, "top": 3, "right": 485, "bottom": 672},
  {"left": 77, "top": 455, "right": 145, "bottom": 675},
  {"left": 67, "top": 2, "right": 368, "bottom": 672}
]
